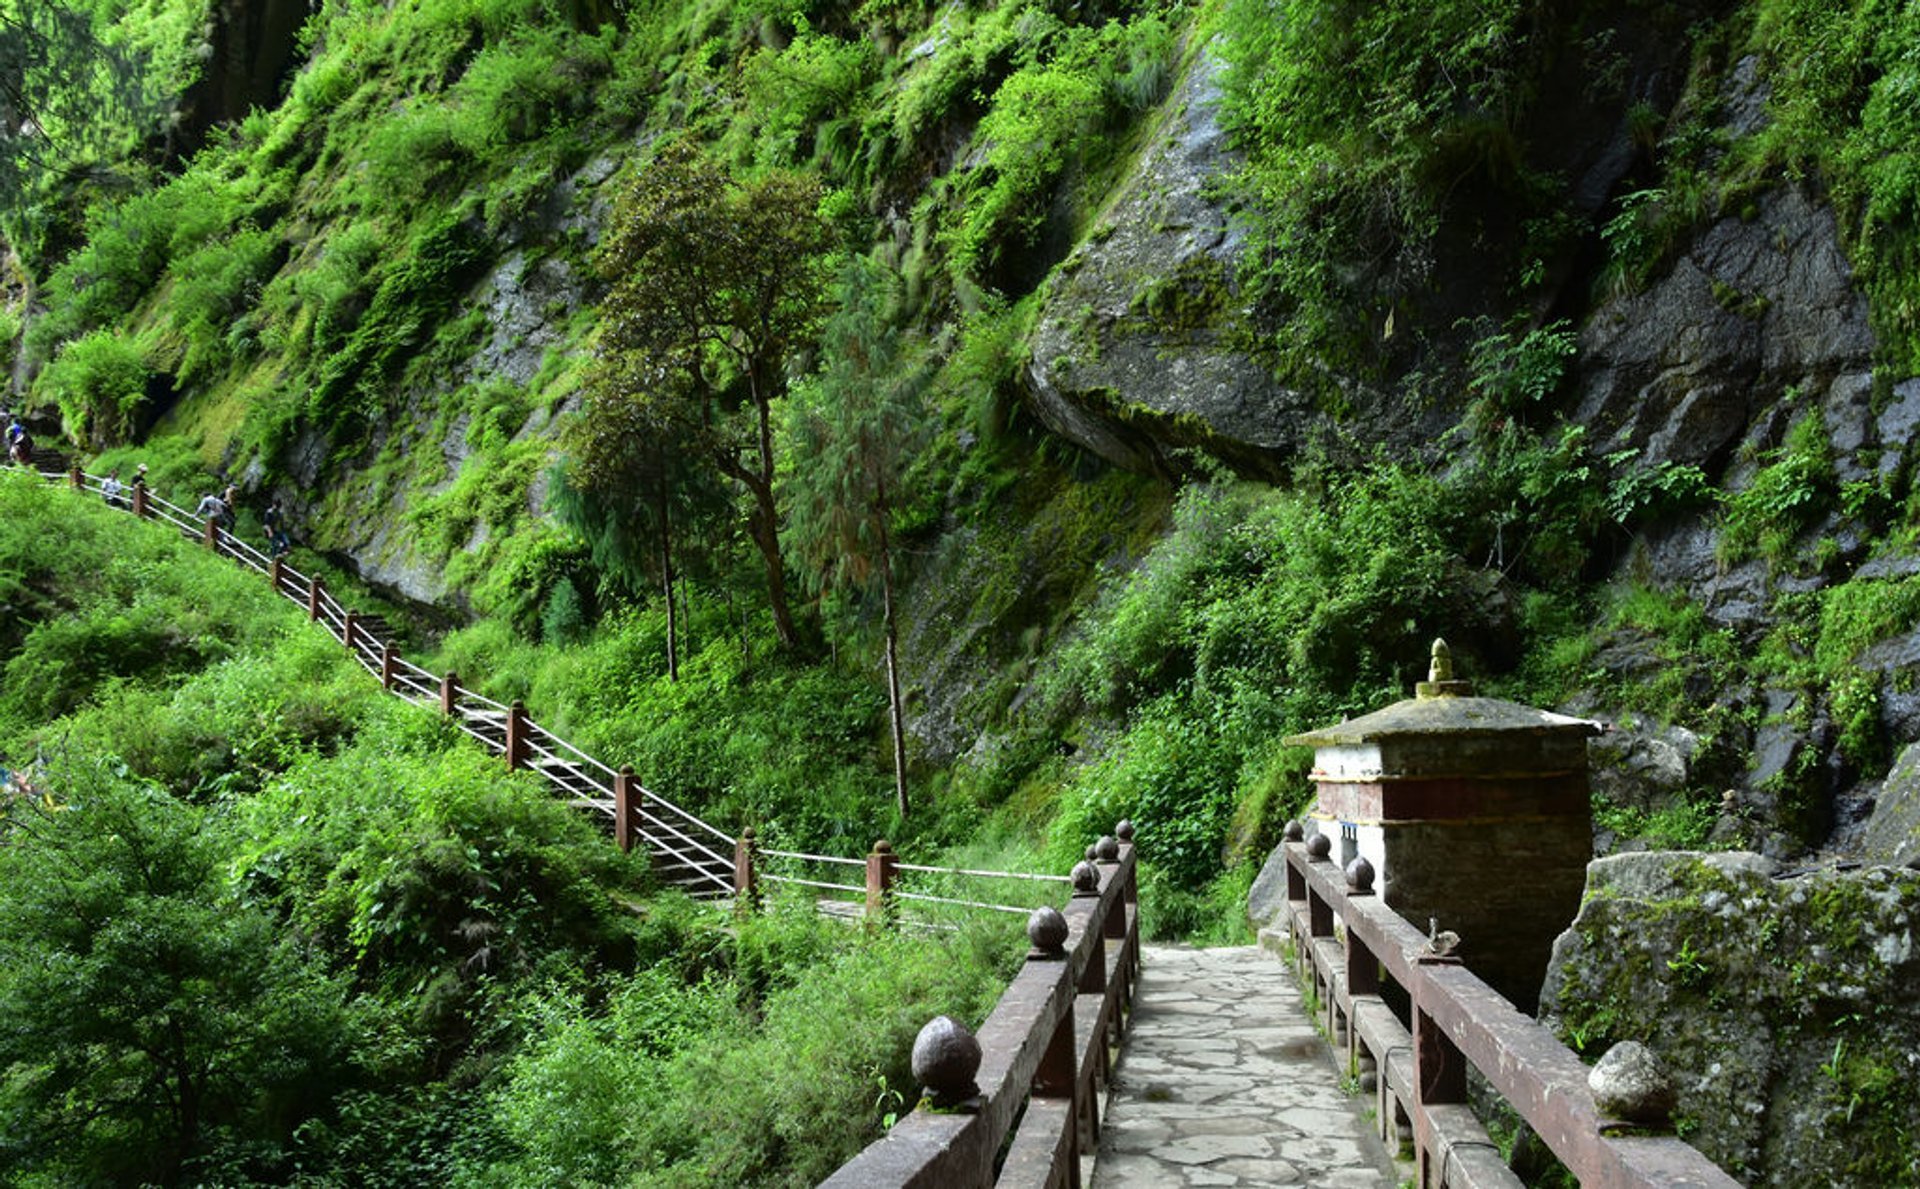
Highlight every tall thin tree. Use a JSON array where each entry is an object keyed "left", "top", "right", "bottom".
[
  {"left": 556, "top": 366, "right": 729, "bottom": 680},
  {"left": 783, "top": 258, "right": 931, "bottom": 816}
]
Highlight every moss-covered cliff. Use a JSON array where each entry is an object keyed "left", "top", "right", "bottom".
[{"left": 10, "top": 2, "right": 1920, "bottom": 1177}]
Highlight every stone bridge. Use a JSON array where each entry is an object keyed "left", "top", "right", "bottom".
[{"left": 824, "top": 644, "right": 1740, "bottom": 1189}]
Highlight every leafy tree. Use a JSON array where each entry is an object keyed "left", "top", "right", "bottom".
[
  {"left": 555, "top": 366, "right": 732, "bottom": 680},
  {"left": 585, "top": 137, "right": 835, "bottom": 650},
  {"left": 0, "top": 1, "right": 175, "bottom": 266},
  {"left": 0, "top": 763, "right": 349, "bottom": 1185},
  {"left": 782, "top": 259, "right": 932, "bottom": 816}
]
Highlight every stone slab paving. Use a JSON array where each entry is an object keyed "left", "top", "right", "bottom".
[{"left": 1091, "top": 945, "right": 1401, "bottom": 1188}]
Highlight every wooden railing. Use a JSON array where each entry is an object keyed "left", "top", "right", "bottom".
[
  {"left": 1278, "top": 827, "right": 1740, "bottom": 1189},
  {"left": 30, "top": 463, "right": 1059, "bottom": 912},
  {"left": 822, "top": 824, "right": 1139, "bottom": 1189}
]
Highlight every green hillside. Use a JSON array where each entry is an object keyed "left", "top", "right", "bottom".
[{"left": 9, "top": 0, "right": 1920, "bottom": 1180}]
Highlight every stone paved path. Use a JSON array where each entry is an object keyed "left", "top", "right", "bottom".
[{"left": 1091, "top": 945, "right": 1399, "bottom": 1187}]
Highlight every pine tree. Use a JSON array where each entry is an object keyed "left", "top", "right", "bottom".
[{"left": 783, "top": 258, "right": 931, "bottom": 817}]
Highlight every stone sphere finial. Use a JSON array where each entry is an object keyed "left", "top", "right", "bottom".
[
  {"left": 1306, "top": 832, "right": 1332, "bottom": 860},
  {"left": 1345, "top": 855, "right": 1375, "bottom": 894},
  {"left": 1589, "top": 1042, "right": 1678, "bottom": 1126},
  {"left": 912, "top": 1016, "right": 982, "bottom": 1108},
  {"left": 1028, "top": 906, "right": 1068, "bottom": 957},
  {"left": 872, "top": 839, "right": 893, "bottom": 854},
  {"left": 1071, "top": 860, "right": 1101, "bottom": 895},
  {"left": 1095, "top": 835, "right": 1120, "bottom": 862},
  {"left": 1284, "top": 820, "right": 1304, "bottom": 842},
  {"left": 1115, "top": 819, "right": 1135, "bottom": 842},
  {"left": 1084, "top": 843, "right": 1099, "bottom": 861}
]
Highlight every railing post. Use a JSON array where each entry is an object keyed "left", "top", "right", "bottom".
[
  {"left": 1306, "top": 832, "right": 1335, "bottom": 938},
  {"left": 203, "top": 515, "right": 218, "bottom": 550},
  {"left": 1071, "top": 860, "right": 1106, "bottom": 996},
  {"left": 132, "top": 479, "right": 149, "bottom": 519},
  {"left": 380, "top": 643, "right": 395, "bottom": 691},
  {"left": 67, "top": 464, "right": 81, "bottom": 489},
  {"left": 343, "top": 609, "right": 358, "bottom": 650},
  {"left": 614, "top": 765, "right": 637, "bottom": 853},
  {"left": 506, "top": 699, "right": 527, "bottom": 770},
  {"left": 865, "top": 839, "right": 898, "bottom": 922},
  {"left": 1096, "top": 833, "right": 1124, "bottom": 942},
  {"left": 441, "top": 670, "right": 459, "bottom": 717},
  {"left": 1117, "top": 819, "right": 1141, "bottom": 980},
  {"left": 308, "top": 576, "right": 322, "bottom": 621},
  {"left": 268, "top": 555, "right": 283, "bottom": 595},
  {"left": 734, "top": 826, "right": 759, "bottom": 912},
  {"left": 1343, "top": 858, "right": 1380, "bottom": 996},
  {"left": 1414, "top": 959, "right": 1469, "bottom": 1189}
]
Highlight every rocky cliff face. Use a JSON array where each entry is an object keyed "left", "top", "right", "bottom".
[
  {"left": 1541, "top": 850, "right": 1920, "bottom": 1187},
  {"left": 1024, "top": 51, "right": 1318, "bottom": 478}
]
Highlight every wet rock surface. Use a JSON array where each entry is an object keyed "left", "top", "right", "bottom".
[
  {"left": 1864, "top": 743, "right": 1920, "bottom": 869},
  {"left": 1573, "top": 185, "right": 1876, "bottom": 476}
]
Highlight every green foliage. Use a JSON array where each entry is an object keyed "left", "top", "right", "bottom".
[
  {"left": 232, "top": 716, "right": 646, "bottom": 1008},
  {"left": 583, "top": 136, "right": 835, "bottom": 646},
  {"left": 1605, "top": 455, "right": 1717, "bottom": 528},
  {"left": 1720, "top": 407, "right": 1836, "bottom": 565},
  {"left": 782, "top": 257, "right": 932, "bottom": 597},
  {"left": 27, "top": 174, "right": 235, "bottom": 364},
  {"left": 0, "top": 764, "right": 350, "bottom": 1185},
  {"left": 52, "top": 628, "right": 381, "bottom": 802},
  {"left": 1592, "top": 795, "right": 1719, "bottom": 850},
  {"left": 32, "top": 327, "right": 152, "bottom": 444},
  {"left": 485, "top": 911, "right": 1015, "bottom": 1186},
  {"left": 1216, "top": 0, "right": 1540, "bottom": 371},
  {"left": 0, "top": 0, "right": 197, "bottom": 268},
  {"left": 0, "top": 470, "right": 293, "bottom": 741},
  {"left": 1464, "top": 320, "right": 1578, "bottom": 416},
  {"left": 1596, "top": 186, "right": 1675, "bottom": 296},
  {"left": 1747, "top": 0, "right": 1920, "bottom": 371},
  {"left": 941, "top": 13, "right": 1176, "bottom": 286},
  {"left": 735, "top": 23, "right": 879, "bottom": 169},
  {"left": 308, "top": 207, "right": 492, "bottom": 430},
  {"left": 164, "top": 224, "right": 284, "bottom": 386}
]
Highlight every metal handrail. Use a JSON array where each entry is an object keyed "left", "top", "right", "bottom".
[
  {"left": 889, "top": 888, "right": 1030, "bottom": 915},
  {"left": 635, "top": 807, "right": 735, "bottom": 872},
  {"left": 760, "top": 848, "right": 868, "bottom": 867},
  {"left": 760, "top": 873, "right": 868, "bottom": 896},
  {"left": 525, "top": 722, "right": 623, "bottom": 786},
  {"left": 892, "top": 861, "right": 1071, "bottom": 883}
]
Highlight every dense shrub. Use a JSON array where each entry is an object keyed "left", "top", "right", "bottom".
[
  {"left": 485, "top": 909, "right": 1016, "bottom": 1186},
  {"left": 32, "top": 328, "right": 153, "bottom": 444},
  {"left": 0, "top": 765, "right": 351, "bottom": 1186}
]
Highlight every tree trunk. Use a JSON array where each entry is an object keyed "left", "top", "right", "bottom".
[
  {"left": 709, "top": 447, "right": 797, "bottom": 651},
  {"left": 746, "top": 361, "right": 798, "bottom": 649},
  {"left": 877, "top": 479, "right": 908, "bottom": 818},
  {"left": 658, "top": 485, "right": 677, "bottom": 682}
]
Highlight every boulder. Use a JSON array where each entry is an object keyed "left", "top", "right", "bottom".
[
  {"left": 1024, "top": 51, "right": 1320, "bottom": 476},
  {"left": 1588, "top": 1040, "right": 1678, "bottom": 1125},
  {"left": 1542, "top": 851, "right": 1920, "bottom": 1186},
  {"left": 1588, "top": 719, "right": 1699, "bottom": 814}
]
